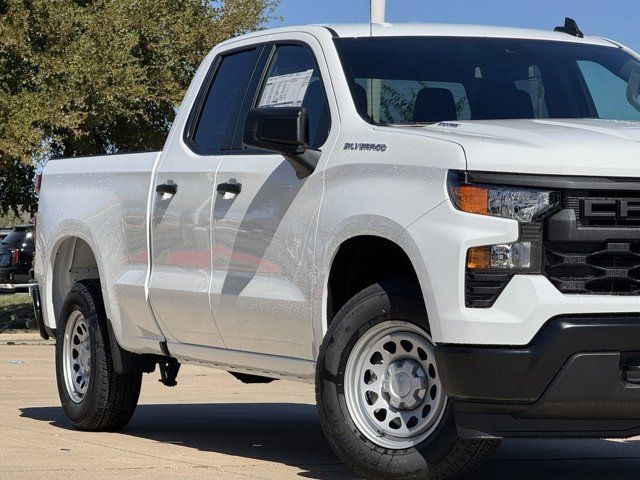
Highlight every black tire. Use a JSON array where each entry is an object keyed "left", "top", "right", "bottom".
[
  {"left": 316, "top": 280, "right": 499, "bottom": 480},
  {"left": 55, "top": 280, "right": 142, "bottom": 431}
]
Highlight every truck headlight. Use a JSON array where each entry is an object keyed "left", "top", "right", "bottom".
[
  {"left": 447, "top": 171, "right": 559, "bottom": 222},
  {"left": 467, "top": 242, "right": 532, "bottom": 270},
  {"left": 447, "top": 171, "right": 560, "bottom": 273}
]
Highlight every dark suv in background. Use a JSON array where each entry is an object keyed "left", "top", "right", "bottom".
[
  {"left": 0, "top": 224, "right": 35, "bottom": 292},
  {"left": 0, "top": 227, "right": 13, "bottom": 241}
]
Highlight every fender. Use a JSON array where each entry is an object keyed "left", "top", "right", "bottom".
[{"left": 42, "top": 222, "right": 109, "bottom": 330}]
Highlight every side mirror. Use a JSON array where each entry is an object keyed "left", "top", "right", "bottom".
[
  {"left": 243, "top": 107, "right": 320, "bottom": 179},
  {"left": 627, "top": 71, "right": 640, "bottom": 113}
]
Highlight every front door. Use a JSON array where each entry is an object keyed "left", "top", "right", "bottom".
[
  {"left": 211, "top": 40, "right": 334, "bottom": 359},
  {"left": 148, "top": 46, "right": 265, "bottom": 347}
]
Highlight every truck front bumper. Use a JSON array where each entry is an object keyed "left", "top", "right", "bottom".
[{"left": 436, "top": 314, "right": 640, "bottom": 438}]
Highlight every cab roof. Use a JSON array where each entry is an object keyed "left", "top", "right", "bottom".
[{"left": 221, "top": 22, "right": 618, "bottom": 49}]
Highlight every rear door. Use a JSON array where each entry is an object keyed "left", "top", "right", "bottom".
[
  {"left": 148, "top": 45, "right": 266, "bottom": 347},
  {"left": 210, "top": 36, "right": 334, "bottom": 359}
]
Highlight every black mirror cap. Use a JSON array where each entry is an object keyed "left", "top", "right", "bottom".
[{"left": 243, "top": 107, "right": 310, "bottom": 156}]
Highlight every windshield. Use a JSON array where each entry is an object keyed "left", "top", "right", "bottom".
[{"left": 334, "top": 37, "right": 640, "bottom": 125}]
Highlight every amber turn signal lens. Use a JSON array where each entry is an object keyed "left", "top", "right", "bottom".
[
  {"left": 452, "top": 185, "right": 488, "bottom": 215},
  {"left": 467, "top": 246, "right": 491, "bottom": 270}
]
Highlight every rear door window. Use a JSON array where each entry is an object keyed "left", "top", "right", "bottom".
[{"left": 191, "top": 48, "right": 262, "bottom": 153}]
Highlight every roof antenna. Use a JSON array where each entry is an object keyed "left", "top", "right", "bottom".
[{"left": 554, "top": 17, "right": 584, "bottom": 38}]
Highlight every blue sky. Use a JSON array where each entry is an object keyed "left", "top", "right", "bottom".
[{"left": 268, "top": 0, "right": 639, "bottom": 51}]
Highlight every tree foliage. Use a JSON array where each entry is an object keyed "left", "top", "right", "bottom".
[{"left": 0, "top": 0, "right": 279, "bottom": 215}]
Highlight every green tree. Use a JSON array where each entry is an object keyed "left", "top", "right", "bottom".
[{"left": 0, "top": 0, "right": 280, "bottom": 215}]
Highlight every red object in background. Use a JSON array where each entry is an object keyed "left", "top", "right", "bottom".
[{"left": 10, "top": 248, "right": 19, "bottom": 265}]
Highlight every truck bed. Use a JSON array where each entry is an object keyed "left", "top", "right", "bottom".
[{"left": 37, "top": 151, "right": 163, "bottom": 354}]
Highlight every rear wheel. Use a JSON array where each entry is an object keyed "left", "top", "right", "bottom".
[
  {"left": 316, "top": 280, "right": 499, "bottom": 480},
  {"left": 55, "top": 280, "right": 142, "bottom": 431}
]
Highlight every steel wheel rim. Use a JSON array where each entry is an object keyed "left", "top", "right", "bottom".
[
  {"left": 344, "top": 321, "right": 447, "bottom": 450},
  {"left": 63, "top": 310, "right": 91, "bottom": 403}
]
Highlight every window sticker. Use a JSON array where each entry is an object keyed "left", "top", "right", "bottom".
[{"left": 259, "top": 69, "right": 314, "bottom": 107}]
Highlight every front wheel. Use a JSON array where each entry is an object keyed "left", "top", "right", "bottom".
[
  {"left": 316, "top": 280, "right": 498, "bottom": 480},
  {"left": 55, "top": 280, "right": 142, "bottom": 431}
]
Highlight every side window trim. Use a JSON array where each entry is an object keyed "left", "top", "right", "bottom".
[
  {"left": 230, "top": 44, "right": 277, "bottom": 153},
  {"left": 184, "top": 55, "right": 222, "bottom": 152},
  {"left": 183, "top": 44, "right": 266, "bottom": 156}
]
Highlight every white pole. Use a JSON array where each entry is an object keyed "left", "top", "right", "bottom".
[
  {"left": 370, "top": 0, "right": 386, "bottom": 24},
  {"left": 368, "top": 0, "right": 386, "bottom": 122}
]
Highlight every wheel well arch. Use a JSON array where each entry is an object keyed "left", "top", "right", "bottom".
[
  {"left": 326, "top": 235, "right": 421, "bottom": 326},
  {"left": 50, "top": 236, "right": 101, "bottom": 325}
]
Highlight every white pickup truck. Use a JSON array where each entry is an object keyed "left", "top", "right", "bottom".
[{"left": 32, "top": 19, "right": 640, "bottom": 480}]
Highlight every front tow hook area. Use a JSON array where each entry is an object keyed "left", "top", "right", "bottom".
[{"left": 620, "top": 356, "right": 640, "bottom": 385}]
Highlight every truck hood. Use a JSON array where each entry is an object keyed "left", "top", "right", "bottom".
[{"left": 416, "top": 119, "right": 640, "bottom": 178}]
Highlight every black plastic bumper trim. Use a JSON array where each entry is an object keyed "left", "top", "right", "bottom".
[
  {"left": 435, "top": 314, "right": 640, "bottom": 404},
  {"left": 454, "top": 351, "right": 640, "bottom": 438},
  {"left": 29, "top": 284, "right": 49, "bottom": 340}
]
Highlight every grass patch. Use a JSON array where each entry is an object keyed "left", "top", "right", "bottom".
[{"left": 0, "top": 293, "right": 34, "bottom": 331}]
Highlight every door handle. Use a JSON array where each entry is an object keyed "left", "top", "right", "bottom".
[
  {"left": 217, "top": 181, "right": 242, "bottom": 195},
  {"left": 156, "top": 183, "right": 178, "bottom": 195}
]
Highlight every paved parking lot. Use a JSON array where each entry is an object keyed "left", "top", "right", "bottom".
[{"left": 2, "top": 340, "right": 640, "bottom": 479}]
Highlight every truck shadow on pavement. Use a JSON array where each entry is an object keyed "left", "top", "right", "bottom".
[{"left": 20, "top": 403, "right": 640, "bottom": 480}]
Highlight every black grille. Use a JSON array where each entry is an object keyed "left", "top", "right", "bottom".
[
  {"left": 564, "top": 190, "right": 640, "bottom": 227},
  {"left": 544, "top": 241, "right": 640, "bottom": 294},
  {"left": 465, "top": 272, "right": 513, "bottom": 308},
  {"left": 544, "top": 186, "right": 640, "bottom": 296}
]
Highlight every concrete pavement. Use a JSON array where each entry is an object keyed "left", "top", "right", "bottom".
[
  {"left": 2, "top": 344, "right": 640, "bottom": 479},
  {"left": 0, "top": 332, "right": 47, "bottom": 345}
]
